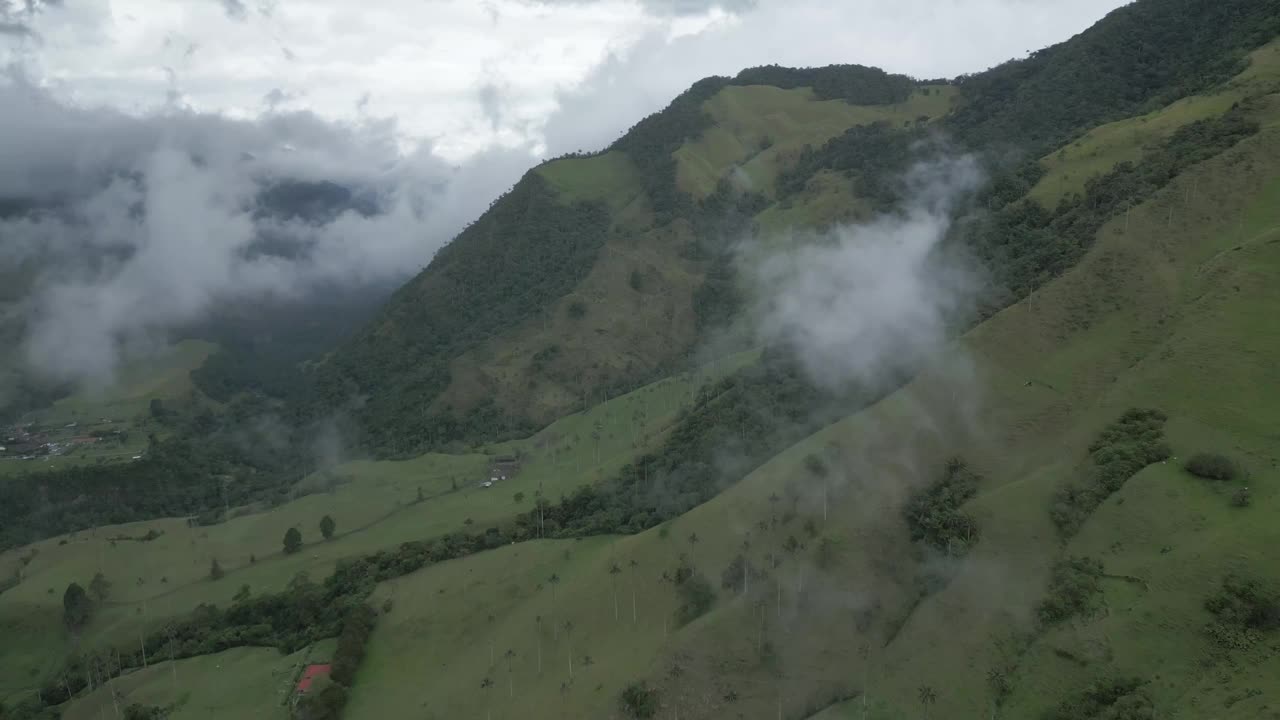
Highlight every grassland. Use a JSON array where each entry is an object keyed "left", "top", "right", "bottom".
[
  {"left": 536, "top": 150, "right": 644, "bottom": 212},
  {"left": 1029, "top": 39, "right": 1280, "bottom": 207},
  {"left": 336, "top": 86, "right": 1280, "bottom": 720},
  {"left": 675, "top": 84, "right": 956, "bottom": 199},
  {"left": 0, "top": 350, "right": 749, "bottom": 706},
  {"left": 57, "top": 645, "right": 316, "bottom": 720}
]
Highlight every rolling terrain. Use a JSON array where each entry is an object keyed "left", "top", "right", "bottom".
[{"left": 2, "top": 2, "right": 1280, "bottom": 720}]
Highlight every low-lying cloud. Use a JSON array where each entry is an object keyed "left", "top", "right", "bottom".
[
  {"left": 0, "top": 74, "right": 536, "bottom": 385},
  {"left": 751, "top": 156, "right": 983, "bottom": 390}
]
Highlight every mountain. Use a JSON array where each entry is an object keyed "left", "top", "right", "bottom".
[
  {"left": 3, "top": 1, "right": 1280, "bottom": 719},
  {"left": 314, "top": 0, "right": 1280, "bottom": 458}
]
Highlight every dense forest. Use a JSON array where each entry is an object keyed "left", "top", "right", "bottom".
[{"left": 308, "top": 172, "right": 611, "bottom": 455}]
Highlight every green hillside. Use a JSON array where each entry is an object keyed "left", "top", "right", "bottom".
[{"left": 4, "top": 1, "right": 1280, "bottom": 720}]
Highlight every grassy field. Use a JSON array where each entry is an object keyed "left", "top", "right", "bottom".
[
  {"left": 537, "top": 150, "right": 644, "bottom": 212},
  {"left": 337, "top": 87, "right": 1280, "bottom": 720},
  {"left": 57, "top": 644, "right": 325, "bottom": 720},
  {"left": 675, "top": 84, "right": 956, "bottom": 199},
  {"left": 0, "top": 349, "right": 750, "bottom": 705},
  {"left": 1029, "top": 39, "right": 1280, "bottom": 207}
]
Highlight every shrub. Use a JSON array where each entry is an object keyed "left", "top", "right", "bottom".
[
  {"left": 1204, "top": 575, "right": 1280, "bottom": 650},
  {"left": 674, "top": 568, "right": 716, "bottom": 626},
  {"left": 1231, "top": 487, "right": 1252, "bottom": 508},
  {"left": 567, "top": 301, "right": 587, "bottom": 319},
  {"left": 122, "top": 704, "right": 164, "bottom": 720},
  {"left": 1052, "top": 409, "right": 1169, "bottom": 537},
  {"left": 331, "top": 604, "right": 377, "bottom": 686},
  {"left": 903, "top": 460, "right": 981, "bottom": 556},
  {"left": 283, "top": 527, "right": 303, "bottom": 554},
  {"left": 619, "top": 682, "right": 659, "bottom": 719},
  {"left": 1037, "top": 556, "right": 1103, "bottom": 625},
  {"left": 1185, "top": 452, "right": 1239, "bottom": 481},
  {"left": 1044, "top": 677, "right": 1150, "bottom": 720}
]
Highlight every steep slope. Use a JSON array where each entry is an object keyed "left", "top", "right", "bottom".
[
  {"left": 318, "top": 0, "right": 1280, "bottom": 459},
  {"left": 339, "top": 63, "right": 1280, "bottom": 720},
  {"left": 7, "top": 4, "right": 1280, "bottom": 720},
  {"left": 314, "top": 66, "right": 930, "bottom": 456}
]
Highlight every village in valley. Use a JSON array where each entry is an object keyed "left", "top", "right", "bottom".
[{"left": 1, "top": 417, "right": 141, "bottom": 473}]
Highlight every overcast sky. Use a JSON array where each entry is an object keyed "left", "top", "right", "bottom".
[
  {"left": 0, "top": 0, "right": 1130, "bottom": 386},
  {"left": 5, "top": 0, "right": 1129, "bottom": 161}
]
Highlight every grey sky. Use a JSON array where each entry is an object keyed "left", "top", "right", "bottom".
[{"left": 3, "top": 0, "right": 1128, "bottom": 160}]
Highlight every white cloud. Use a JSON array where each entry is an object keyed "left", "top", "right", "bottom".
[
  {"left": 0, "top": 0, "right": 1129, "bottom": 386},
  {"left": 4, "top": 0, "right": 1127, "bottom": 160}
]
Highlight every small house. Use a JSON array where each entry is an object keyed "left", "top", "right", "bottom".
[
  {"left": 488, "top": 455, "right": 521, "bottom": 482},
  {"left": 296, "top": 663, "right": 332, "bottom": 695}
]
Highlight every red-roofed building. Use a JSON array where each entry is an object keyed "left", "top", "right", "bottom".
[{"left": 296, "top": 663, "right": 332, "bottom": 694}]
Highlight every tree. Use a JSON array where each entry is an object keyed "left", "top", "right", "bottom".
[
  {"left": 320, "top": 515, "right": 336, "bottom": 541},
  {"left": 63, "top": 582, "right": 91, "bottom": 632},
  {"left": 609, "top": 563, "right": 622, "bottom": 622},
  {"left": 918, "top": 686, "right": 937, "bottom": 720},
  {"left": 416, "top": 486, "right": 425, "bottom": 503},
  {"left": 283, "top": 527, "right": 303, "bottom": 554},
  {"left": 209, "top": 558, "right": 224, "bottom": 581},
  {"left": 88, "top": 572, "right": 111, "bottom": 602},
  {"left": 514, "top": 492, "right": 525, "bottom": 504},
  {"left": 563, "top": 619, "right": 575, "bottom": 679},
  {"left": 620, "top": 682, "right": 659, "bottom": 718}
]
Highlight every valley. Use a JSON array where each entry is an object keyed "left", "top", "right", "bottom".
[{"left": 2, "top": 3, "right": 1280, "bottom": 720}]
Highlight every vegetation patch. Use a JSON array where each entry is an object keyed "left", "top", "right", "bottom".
[
  {"left": 1204, "top": 575, "right": 1280, "bottom": 651},
  {"left": 903, "top": 459, "right": 981, "bottom": 557},
  {"left": 619, "top": 681, "right": 660, "bottom": 719},
  {"left": 528, "top": 345, "right": 868, "bottom": 537},
  {"left": 1037, "top": 556, "right": 1104, "bottom": 626},
  {"left": 964, "top": 107, "right": 1260, "bottom": 301},
  {"left": 777, "top": 122, "right": 925, "bottom": 209},
  {"left": 1049, "top": 409, "right": 1170, "bottom": 537},
  {"left": 1041, "top": 677, "right": 1152, "bottom": 720},
  {"left": 1184, "top": 452, "right": 1241, "bottom": 481}
]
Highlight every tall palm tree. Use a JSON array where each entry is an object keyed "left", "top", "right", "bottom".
[
  {"left": 628, "top": 558, "right": 640, "bottom": 625},
  {"left": 548, "top": 573, "right": 561, "bottom": 639},
  {"left": 504, "top": 649, "right": 516, "bottom": 697},
  {"left": 918, "top": 685, "right": 937, "bottom": 720},
  {"left": 609, "top": 563, "right": 622, "bottom": 622},
  {"left": 535, "top": 616, "right": 543, "bottom": 674},
  {"left": 563, "top": 619, "right": 575, "bottom": 679}
]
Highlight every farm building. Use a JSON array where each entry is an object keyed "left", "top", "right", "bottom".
[
  {"left": 488, "top": 455, "right": 521, "bottom": 482},
  {"left": 296, "top": 663, "right": 332, "bottom": 695}
]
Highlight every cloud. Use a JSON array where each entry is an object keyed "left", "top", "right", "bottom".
[
  {"left": 0, "top": 77, "right": 536, "bottom": 384},
  {"left": 0, "top": 0, "right": 1130, "bottom": 390},
  {"left": 0, "top": 21, "right": 35, "bottom": 38},
  {"left": 218, "top": 0, "right": 249, "bottom": 21},
  {"left": 750, "top": 156, "right": 984, "bottom": 390},
  {"left": 541, "top": 0, "right": 1127, "bottom": 156}
]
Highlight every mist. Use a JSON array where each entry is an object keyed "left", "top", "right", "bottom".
[
  {"left": 0, "top": 74, "right": 537, "bottom": 386},
  {"left": 749, "top": 155, "right": 983, "bottom": 392}
]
